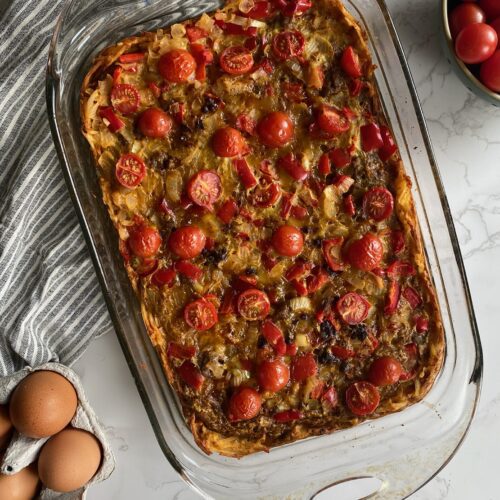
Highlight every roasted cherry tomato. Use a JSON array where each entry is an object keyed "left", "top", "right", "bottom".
[
  {"left": 212, "top": 127, "right": 249, "bottom": 157},
  {"left": 322, "top": 237, "right": 344, "bottom": 271},
  {"left": 479, "top": 0, "right": 500, "bottom": 20},
  {"left": 115, "top": 153, "right": 146, "bottom": 188},
  {"left": 340, "top": 46, "right": 363, "bottom": 77},
  {"left": 291, "top": 352, "right": 318, "bottom": 381},
  {"left": 336, "top": 292, "right": 370, "bottom": 324},
  {"left": 184, "top": 297, "right": 218, "bottom": 331},
  {"left": 346, "top": 233, "right": 384, "bottom": 271},
  {"left": 257, "top": 112, "right": 295, "bottom": 148},
  {"left": 168, "top": 226, "right": 206, "bottom": 259},
  {"left": 345, "top": 381, "right": 380, "bottom": 416},
  {"left": 128, "top": 225, "right": 162, "bottom": 258},
  {"left": 237, "top": 289, "right": 271, "bottom": 320},
  {"left": 217, "top": 198, "right": 239, "bottom": 223},
  {"left": 137, "top": 107, "right": 173, "bottom": 138},
  {"left": 360, "top": 123, "right": 384, "bottom": 151},
  {"left": 252, "top": 182, "right": 281, "bottom": 207},
  {"left": 110, "top": 83, "right": 140, "bottom": 115},
  {"left": 228, "top": 387, "right": 262, "bottom": 422},
  {"left": 449, "top": 3, "right": 486, "bottom": 38},
  {"left": 480, "top": 49, "right": 500, "bottom": 91},
  {"left": 272, "top": 31, "right": 305, "bottom": 60},
  {"left": 177, "top": 361, "right": 205, "bottom": 391},
  {"left": 316, "top": 106, "right": 350, "bottom": 135},
  {"left": 368, "top": 356, "right": 403, "bottom": 387},
  {"left": 272, "top": 225, "right": 304, "bottom": 257},
  {"left": 158, "top": 49, "right": 196, "bottom": 82},
  {"left": 219, "top": 46, "right": 254, "bottom": 75},
  {"left": 257, "top": 359, "right": 290, "bottom": 392},
  {"left": 363, "top": 187, "right": 394, "bottom": 221},
  {"left": 187, "top": 170, "right": 222, "bottom": 210},
  {"left": 455, "top": 23, "right": 498, "bottom": 63},
  {"left": 235, "top": 113, "right": 257, "bottom": 136}
]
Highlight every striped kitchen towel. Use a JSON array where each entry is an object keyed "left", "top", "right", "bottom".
[{"left": 0, "top": 0, "right": 113, "bottom": 375}]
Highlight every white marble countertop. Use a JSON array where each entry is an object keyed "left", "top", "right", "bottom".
[{"left": 73, "top": 0, "right": 500, "bottom": 498}]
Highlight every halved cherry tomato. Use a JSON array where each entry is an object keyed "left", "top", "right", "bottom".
[
  {"left": 322, "top": 237, "right": 344, "bottom": 271},
  {"left": 455, "top": 23, "right": 498, "bottom": 64},
  {"left": 187, "top": 170, "right": 222, "bottom": 210},
  {"left": 368, "top": 356, "right": 403, "bottom": 387},
  {"left": 253, "top": 182, "right": 281, "bottom": 207},
  {"left": 167, "top": 342, "right": 196, "bottom": 359},
  {"left": 220, "top": 46, "right": 254, "bottom": 75},
  {"left": 111, "top": 83, "right": 140, "bottom": 115},
  {"left": 233, "top": 158, "right": 258, "bottom": 188},
  {"left": 98, "top": 106, "right": 124, "bottom": 132},
  {"left": 152, "top": 267, "right": 177, "bottom": 287},
  {"left": 177, "top": 361, "right": 204, "bottom": 391},
  {"left": 128, "top": 225, "right": 161, "bottom": 258},
  {"left": 272, "top": 225, "right": 304, "bottom": 257},
  {"left": 316, "top": 106, "right": 350, "bottom": 135},
  {"left": 360, "top": 123, "right": 384, "bottom": 151},
  {"left": 402, "top": 286, "right": 422, "bottom": 309},
  {"left": 115, "top": 153, "right": 146, "bottom": 189},
  {"left": 272, "top": 31, "right": 305, "bottom": 60},
  {"left": 480, "top": 49, "right": 500, "bottom": 91},
  {"left": 228, "top": 388, "right": 262, "bottom": 422},
  {"left": 384, "top": 280, "right": 400, "bottom": 315},
  {"left": 257, "top": 359, "right": 290, "bottom": 392},
  {"left": 184, "top": 297, "right": 218, "bottom": 331},
  {"left": 340, "top": 46, "right": 363, "bottom": 78},
  {"left": 273, "top": 409, "right": 303, "bottom": 422},
  {"left": 329, "top": 147, "right": 351, "bottom": 168},
  {"left": 345, "top": 381, "right": 380, "bottom": 416},
  {"left": 336, "top": 292, "right": 370, "bottom": 324},
  {"left": 237, "top": 289, "right": 271, "bottom": 320},
  {"left": 277, "top": 152, "right": 309, "bottom": 181},
  {"left": 386, "top": 260, "right": 416, "bottom": 280},
  {"left": 378, "top": 126, "right": 398, "bottom": 161},
  {"left": 168, "top": 226, "right": 206, "bottom": 259},
  {"left": 257, "top": 112, "right": 294, "bottom": 148},
  {"left": 235, "top": 113, "right": 257, "bottom": 136},
  {"left": 275, "top": 0, "right": 312, "bottom": 17},
  {"left": 212, "top": 127, "right": 249, "bottom": 157},
  {"left": 262, "top": 320, "right": 286, "bottom": 355},
  {"left": 363, "top": 187, "right": 394, "bottom": 221},
  {"left": 346, "top": 233, "right": 384, "bottom": 271},
  {"left": 245, "top": 1, "right": 273, "bottom": 19},
  {"left": 175, "top": 260, "right": 203, "bottom": 281},
  {"left": 137, "top": 107, "right": 173, "bottom": 138},
  {"left": 158, "top": 49, "right": 196, "bottom": 82},
  {"left": 291, "top": 352, "right": 318, "bottom": 381},
  {"left": 217, "top": 198, "right": 238, "bottom": 224}
]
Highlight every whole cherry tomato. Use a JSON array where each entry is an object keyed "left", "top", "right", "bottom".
[
  {"left": 257, "top": 359, "right": 290, "bottom": 392},
  {"left": 345, "top": 381, "right": 380, "bottom": 416},
  {"left": 272, "top": 225, "right": 304, "bottom": 257},
  {"left": 340, "top": 46, "right": 363, "bottom": 77},
  {"left": 228, "top": 387, "right": 262, "bottom": 422},
  {"left": 480, "top": 49, "right": 500, "bottom": 91},
  {"left": 336, "top": 292, "right": 371, "bottom": 324},
  {"left": 362, "top": 187, "right": 394, "bottom": 221},
  {"left": 219, "top": 46, "right": 254, "bottom": 75},
  {"left": 168, "top": 226, "right": 206, "bottom": 259},
  {"left": 128, "top": 225, "right": 162, "bottom": 258},
  {"left": 455, "top": 23, "right": 498, "bottom": 64},
  {"left": 115, "top": 153, "right": 146, "bottom": 188},
  {"left": 257, "top": 112, "right": 295, "bottom": 148},
  {"left": 449, "top": 3, "right": 486, "bottom": 38},
  {"left": 479, "top": 0, "right": 500, "bottom": 20},
  {"left": 368, "top": 356, "right": 403, "bottom": 386},
  {"left": 291, "top": 352, "right": 318, "bottom": 381},
  {"left": 184, "top": 297, "right": 218, "bottom": 331},
  {"left": 110, "top": 83, "right": 140, "bottom": 115},
  {"left": 212, "top": 127, "right": 249, "bottom": 157},
  {"left": 346, "top": 233, "right": 384, "bottom": 271},
  {"left": 137, "top": 107, "right": 173, "bottom": 138},
  {"left": 158, "top": 49, "right": 196, "bottom": 82},
  {"left": 187, "top": 170, "right": 222, "bottom": 210}
]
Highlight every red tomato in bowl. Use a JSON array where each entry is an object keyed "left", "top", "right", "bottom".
[
  {"left": 490, "top": 16, "right": 500, "bottom": 38},
  {"left": 480, "top": 49, "right": 500, "bottom": 90},
  {"left": 455, "top": 23, "right": 498, "bottom": 64},
  {"left": 449, "top": 3, "right": 486, "bottom": 38},
  {"left": 479, "top": 0, "right": 500, "bottom": 20}
]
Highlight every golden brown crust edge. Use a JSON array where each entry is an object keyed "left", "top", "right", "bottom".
[{"left": 80, "top": 0, "right": 445, "bottom": 458}]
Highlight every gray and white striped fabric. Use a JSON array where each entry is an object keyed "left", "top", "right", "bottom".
[{"left": 0, "top": 0, "right": 112, "bottom": 375}]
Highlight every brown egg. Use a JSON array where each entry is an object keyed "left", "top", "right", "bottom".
[
  {"left": 0, "top": 459, "right": 39, "bottom": 500},
  {"left": 38, "top": 428, "right": 101, "bottom": 493},
  {"left": 0, "top": 405, "right": 13, "bottom": 450},
  {"left": 9, "top": 371, "right": 77, "bottom": 439}
]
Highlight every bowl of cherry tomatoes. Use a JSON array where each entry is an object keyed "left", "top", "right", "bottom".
[{"left": 442, "top": 0, "right": 500, "bottom": 106}]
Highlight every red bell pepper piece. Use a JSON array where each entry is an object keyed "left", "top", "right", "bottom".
[
  {"left": 167, "top": 342, "right": 196, "bottom": 359},
  {"left": 330, "top": 345, "right": 356, "bottom": 360},
  {"left": 217, "top": 198, "right": 238, "bottom": 224},
  {"left": 233, "top": 158, "right": 258, "bottom": 189},
  {"left": 415, "top": 315, "right": 429, "bottom": 333},
  {"left": 343, "top": 194, "right": 356, "bottom": 216},
  {"left": 277, "top": 153, "right": 309, "bottom": 181},
  {"left": 151, "top": 267, "right": 177, "bottom": 287},
  {"left": 322, "top": 386, "right": 338, "bottom": 407},
  {"left": 273, "top": 409, "right": 304, "bottom": 422},
  {"left": 402, "top": 286, "right": 422, "bottom": 309},
  {"left": 384, "top": 280, "right": 401, "bottom": 315},
  {"left": 119, "top": 52, "right": 145, "bottom": 63},
  {"left": 175, "top": 261, "right": 203, "bottom": 281},
  {"left": 186, "top": 25, "right": 208, "bottom": 42},
  {"left": 387, "top": 260, "right": 416, "bottom": 280},
  {"left": 98, "top": 106, "right": 124, "bottom": 133},
  {"left": 318, "top": 153, "right": 331, "bottom": 176},
  {"left": 177, "top": 361, "right": 204, "bottom": 391}
]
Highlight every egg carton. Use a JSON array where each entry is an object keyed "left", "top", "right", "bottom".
[{"left": 0, "top": 362, "right": 115, "bottom": 499}]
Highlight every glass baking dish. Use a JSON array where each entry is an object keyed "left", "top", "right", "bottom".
[{"left": 46, "top": 0, "right": 483, "bottom": 498}]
